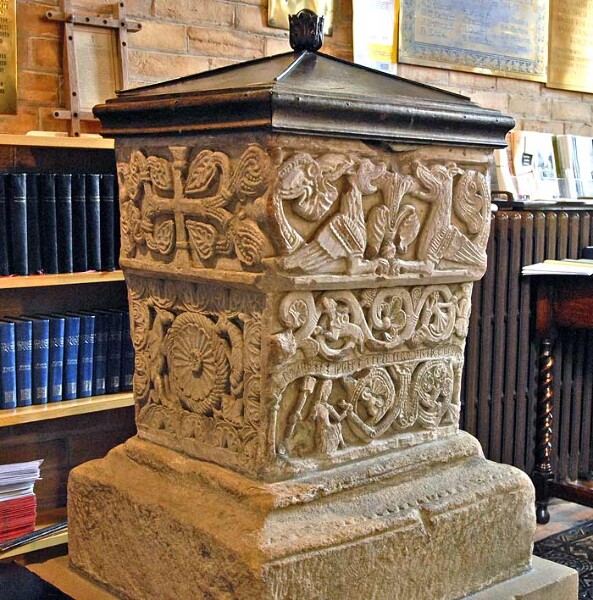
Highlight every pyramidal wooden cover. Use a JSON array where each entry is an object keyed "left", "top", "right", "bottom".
[{"left": 94, "top": 49, "right": 514, "bottom": 147}]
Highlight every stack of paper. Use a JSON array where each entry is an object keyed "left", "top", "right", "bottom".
[
  {"left": 0, "top": 459, "right": 42, "bottom": 543},
  {"left": 511, "top": 130, "right": 560, "bottom": 200},
  {"left": 522, "top": 259, "right": 593, "bottom": 276}
]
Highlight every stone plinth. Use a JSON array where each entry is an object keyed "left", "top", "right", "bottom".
[{"left": 68, "top": 30, "right": 576, "bottom": 600}]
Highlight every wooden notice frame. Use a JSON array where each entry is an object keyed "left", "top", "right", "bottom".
[{"left": 46, "top": 1, "right": 141, "bottom": 137}]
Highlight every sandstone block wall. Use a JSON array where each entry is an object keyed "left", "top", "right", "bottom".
[{"left": 3, "top": 0, "right": 592, "bottom": 136}]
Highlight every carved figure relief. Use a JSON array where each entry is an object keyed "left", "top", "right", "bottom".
[
  {"left": 272, "top": 151, "right": 490, "bottom": 278},
  {"left": 278, "top": 358, "right": 460, "bottom": 459},
  {"left": 127, "top": 275, "right": 264, "bottom": 470},
  {"left": 117, "top": 141, "right": 490, "bottom": 281},
  {"left": 118, "top": 144, "right": 274, "bottom": 270}
]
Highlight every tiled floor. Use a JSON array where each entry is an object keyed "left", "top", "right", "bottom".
[{"left": 534, "top": 498, "right": 593, "bottom": 541}]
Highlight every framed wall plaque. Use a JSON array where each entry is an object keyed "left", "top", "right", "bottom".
[
  {"left": 547, "top": 0, "right": 593, "bottom": 93},
  {"left": 398, "top": 0, "right": 549, "bottom": 82},
  {"left": 0, "top": 0, "right": 17, "bottom": 114}
]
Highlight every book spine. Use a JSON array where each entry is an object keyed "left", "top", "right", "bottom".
[
  {"left": 31, "top": 318, "right": 50, "bottom": 405},
  {"left": 77, "top": 313, "right": 95, "bottom": 398},
  {"left": 14, "top": 320, "right": 33, "bottom": 408},
  {"left": 86, "top": 174, "right": 102, "bottom": 271},
  {"left": 100, "top": 174, "right": 116, "bottom": 271},
  {"left": 105, "top": 310, "right": 123, "bottom": 394},
  {"left": 25, "top": 173, "right": 42, "bottom": 275},
  {"left": 8, "top": 173, "right": 28, "bottom": 276},
  {"left": 92, "top": 312, "right": 107, "bottom": 396},
  {"left": 0, "top": 174, "right": 9, "bottom": 276},
  {"left": 0, "top": 321, "right": 16, "bottom": 409},
  {"left": 56, "top": 174, "right": 73, "bottom": 274},
  {"left": 71, "top": 174, "right": 88, "bottom": 272},
  {"left": 62, "top": 315, "right": 80, "bottom": 400},
  {"left": 120, "top": 311, "right": 134, "bottom": 392},
  {"left": 40, "top": 174, "right": 58, "bottom": 275},
  {"left": 47, "top": 316, "right": 65, "bottom": 403}
]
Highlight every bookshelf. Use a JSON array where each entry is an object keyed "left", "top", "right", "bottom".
[
  {"left": 0, "top": 392, "right": 134, "bottom": 428},
  {"left": 0, "top": 270, "right": 125, "bottom": 289},
  {"left": 0, "top": 135, "right": 136, "bottom": 558}
]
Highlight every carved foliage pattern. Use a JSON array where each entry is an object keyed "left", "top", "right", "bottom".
[
  {"left": 270, "top": 283, "right": 473, "bottom": 364},
  {"left": 127, "top": 275, "right": 264, "bottom": 466},
  {"left": 272, "top": 152, "right": 491, "bottom": 278},
  {"left": 118, "top": 145, "right": 273, "bottom": 270}
]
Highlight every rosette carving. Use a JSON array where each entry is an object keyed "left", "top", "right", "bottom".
[{"left": 164, "top": 313, "right": 230, "bottom": 415}]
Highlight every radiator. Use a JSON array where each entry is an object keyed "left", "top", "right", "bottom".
[{"left": 461, "top": 208, "right": 593, "bottom": 480}]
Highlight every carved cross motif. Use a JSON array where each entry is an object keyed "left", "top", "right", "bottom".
[{"left": 118, "top": 145, "right": 274, "bottom": 270}]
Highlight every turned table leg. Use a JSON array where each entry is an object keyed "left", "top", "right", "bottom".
[{"left": 532, "top": 337, "right": 554, "bottom": 525}]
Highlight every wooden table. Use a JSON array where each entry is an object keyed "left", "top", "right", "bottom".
[{"left": 532, "top": 275, "right": 593, "bottom": 524}]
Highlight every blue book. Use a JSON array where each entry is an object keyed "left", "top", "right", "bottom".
[
  {"left": 0, "top": 320, "right": 16, "bottom": 409},
  {"left": 3, "top": 318, "right": 33, "bottom": 407},
  {"left": 105, "top": 309, "right": 123, "bottom": 394},
  {"left": 0, "top": 174, "right": 9, "bottom": 276},
  {"left": 89, "top": 311, "right": 108, "bottom": 396},
  {"left": 56, "top": 174, "right": 73, "bottom": 274},
  {"left": 8, "top": 173, "right": 28, "bottom": 276},
  {"left": 72, "top": 174, "right": 88, "bottom": 272},
  {"left": 62, "top": 314, "right": 80, "bottom": 400},
  {"left": 86, "top": 174, "right": 101, "bottom": 271},
  {"left": 120, "top": 311, "right": 134, "bottom": 392},
  {"left": 26, "top": 173, "right": 43, "bottom": 275},
  {"left": 100, "top": 174, "right": 116, "bottom": 271},
  {"left": 22, "top": 316, "right": 50, "bottom": 405},
  {"left": 40, "top": 174, "right": 59, "bottom": 275},
  {"left": 72, "top": 312, "right": 95, "bottom": 398},
  {"left": 44, "top": 315, "right": 65, "bottom": 403}
]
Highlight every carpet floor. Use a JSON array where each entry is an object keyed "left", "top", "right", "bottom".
[{"left": 534, "top": 520, "right": 593, "bottom": 599}]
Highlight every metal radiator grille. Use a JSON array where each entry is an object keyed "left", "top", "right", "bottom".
[{"left": 461, "top": 209, "right": 593, "bottom": 480}]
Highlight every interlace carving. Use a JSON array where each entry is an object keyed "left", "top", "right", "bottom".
[
  {"left": 118, "top": 145, "right": 273, "bottom": 270},
  {"left": 269, "top": 281, "right": 469, "bottom": 460}
]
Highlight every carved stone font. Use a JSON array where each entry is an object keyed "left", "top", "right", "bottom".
[{"left": 68, "top": 134, "right": 575, "bottom": 600}]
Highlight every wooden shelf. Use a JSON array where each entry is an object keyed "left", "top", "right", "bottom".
[
  {"left": 0, "top": 508, "right": 68, "bottom": 560},
  {"left": 0, "top": 393, "right": 134, "bottom": 428},
  {"left": 0, "top": 271, "right": 125, "bottom": 290},
  {"left": 0, "top": 134, "right": 114, "bottom": 150}
]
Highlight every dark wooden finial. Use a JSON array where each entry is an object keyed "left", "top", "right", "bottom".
[{"left": 289, "top": 9, "right": 324, "bottom": 52}]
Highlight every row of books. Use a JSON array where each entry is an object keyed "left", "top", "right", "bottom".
[
  {"left": 0, "top": 172, "right": 119, "bottom": 277},
  {"left": 0, "top": 309, "right": 133, "bottom": 410},
  {"left": 0, "top": 459, "right": 42, "bottom": 544},
  {"left": 493, "top": 131, "right": 593, "bottom": 202}
]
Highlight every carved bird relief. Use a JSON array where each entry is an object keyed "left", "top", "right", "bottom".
[{"left": 280, "top": 160, "right": 389, "bottom": 275}]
